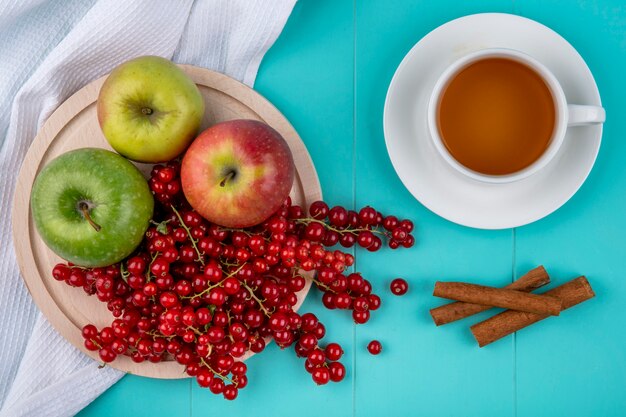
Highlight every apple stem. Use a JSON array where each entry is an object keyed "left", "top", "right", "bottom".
[
  {"left": 141, "top": 107, "right": 153, "bottom": 116},
  {"left": 219, "top": 170, "right": 236, "bottom": 187},
  {"left": 78, "top": 202, "right": 102, "bottom": 232}
]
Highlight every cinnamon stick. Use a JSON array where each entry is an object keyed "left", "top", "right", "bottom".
[
  {"left": 433, "top": 281, "right": 562, "bottom": 316},
  {"left": 430, "top": 266, "right": 550, "bottom": 326},
  {"left": 471, "top": 276, "right": 595, "bottom": 347}
]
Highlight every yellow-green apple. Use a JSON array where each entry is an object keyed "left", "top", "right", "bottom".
[
  {"left": 97, "top": 56, "right": 204, "bottom": 163},
  {"left": 30, "top": 148, "right": 154, "bottom": 267},
  {"left": 181, "top": 120, "right": 295, "bottom": 227}
]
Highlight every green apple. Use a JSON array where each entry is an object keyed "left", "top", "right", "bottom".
[
  {"left": 97, "top": 55, "right": 204, "bottom": 163},
  {"left": 30, "top": 148, "right": 154, "bottom": 267}
]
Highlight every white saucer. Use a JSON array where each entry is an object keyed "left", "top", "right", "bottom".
[{"left": 384, "top": 13, "right": 603, "bottom": 229}]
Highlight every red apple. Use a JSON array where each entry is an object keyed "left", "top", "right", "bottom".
[{"left": 181, "top": 120, "right": 295, "bottom": 227}]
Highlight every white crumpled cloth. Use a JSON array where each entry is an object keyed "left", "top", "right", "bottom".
[{"left": 0, "top": 1, "right": 296, "bottom": 415}]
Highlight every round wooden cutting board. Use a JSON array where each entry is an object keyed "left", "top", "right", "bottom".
[{"left": 11, "top": 65, "right": 321, "bottom": 379}]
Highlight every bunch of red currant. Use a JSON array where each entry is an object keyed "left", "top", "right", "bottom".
[{"left": 51, "top": 160, "right": 414, "bottom": 400}]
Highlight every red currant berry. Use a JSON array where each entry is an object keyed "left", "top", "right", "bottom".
[
  {"left": 203, "top": 262, "right": 223, "bottom": 283},
  {"left": 402, "top": 235, "right": 415, "bottom": 248},
  {"left": 152, "top": 339, "right": 166, "bottom": 354},
  {"left": 150, "top": 179, "right": 165, "bottom": 193},
  {"left": 157, "top": 166, "right": 176, "bottom": 183},
  {"left": 249, "top": 336, "right": 266, "bottom": 353},
  {"left": 313, "top": 322, "right": 326, "bottom": 340},
  {"left": 353, "top": 310, "right": 370, "bottom": 324},
  {"left": 68, "top": 269, "right": 86, "bottom": 287},
  {"left": 322, "top": 230, "right": 340, "bottom": 247},
  {"left": 329, "top": 362, "right": 346, "bottom": 382},
  {"left": 357, "top": 231, "right": 375, "bottom": 248},
  {"left": 322, "top": 292, "right": 336, "bottom": 309},
  {"left": 307, "top": 348, "right": 326, "bottom": 366},
  {"left": 288, "top": 275, "right": 306, "bottom": 292},
  {"left": 328, "top": 206, "right": 348, "bottom": 227},
  {"left": 207, "top": 326, "right": 226, "bottom": 343},
  {"left": 391, "top": 227, "right": 408, "bottom": 242},
  {"left": 347, "top": 273, "right": 364, "bottom": 292},
  {"left": 162, "top": 247, "right": 178, "bottom": 263},
  {"left": 367, "top": 340, "right": 382, "bottom": 355},
  {"left": 334, "top": 292, "right": 351, "bottom": 309},
  {"left": 368, "top": 294, "right": 381, "bottom": 310},
  {"left": 99, "top": 327, "right": 115, "bottom": 344},
  {"left": 222, "top": 277, "right": 240, "bottom": 295},
  {"left": 301, "top": 313, "right": 318, "bottom": 332},
  {"left": 353, "top": 296, "right": 369, "bottom": 312},
  {"left": 208, "top": 287, "right": 227, "bottom": 306},
  {"left": 81, "top": 324, "right": 98, "bottom": 339},
  {"left": 269, "top": 312, "right": 288, "bottom": 332},
  {"left": 399, "top": 219, "right": 414, "bottom": 232},
  {"left": 111, "top": 339, "right": 128, "bottom": 355},
  {"left": 382, "top": 215, "right": 399, "bottom": 231},
  {"left": 309, "top": 201, "right": 329, "bottom": 220},
  {"left": 289, "top": 205, "right": 304, "bottom": 219},
  {"left": 366, "top": 236, "right": 382, "bottom": 252},
  {"left": 216, "top": 354, "right": 234, "bottom": 372},
  {"left": 347, "top": 210, "right": 359, "bottom": 228},
  {"left": 159, "top": 291, "right": 179, "bottom": 308},
  {"left": 312, "top": 367, "right": 330, "bottom": 385},
  {"left": 150, "top": 257, "right": 170, "bottom": 277},
  {"left": 325, "top": 343, "right": 343, "bottom": 361},
  {"left": 339, "top": 233, "right": 356, "bottom": 248},
  {"left": 142, "top": 282, "right": 157, "bottom": 297},
  {"left": 229, "top": 341, "right": 247, "bottom": 358},
  {"left": 112, "top": 320, "right": 130, "bottom": 338},
  {"left": 209, "top": 377, "right": 225, "bottom": 394},
  {"left": 390, "top": 278, "right": 409, "bottom": 296},
  {"left": 358, "top": 206, "right": 378, "bottom": 225},
  {"left": 248, "top": 235, "right": 266, "bottom": 255},
  {"left": 223, "top": 385, "right": 238, "bottom": 400},
  {"left": 298, "top": 333, "right": 318, "bottom": 351},
  {"left": 52, "top": 264, "right": 71, "bottom": 281},
  {"left": 212, "top": 311, "right": 229, "bottom": 327},
  {"left": 128, "top": 274, "right": 146, "bottom": 290},
  {"left": 195, "top": 307, "right": 212, "bottom": 325},
  {"left": 361, "top": 280, "right": 373, "bottom": 295},
  {"left": 231, "top": 361, "right": 247, "bottom": 376},
  {"left": 84, "top": 338, "right": 100, "bottom": 351},
  {"left": 98, "top": 346, "right": 117, "bottom": 363},
  {"left": 304, "top": 222, "right": 326, "bottom": 242},
  {"left": 196, "top": 369, "right": 212, "bottom": 387}
]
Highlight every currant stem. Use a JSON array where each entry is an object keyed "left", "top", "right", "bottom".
[
  {"left": 145, "top": 251, "right": 160, "bottom": 282},
  {"left": 184, "top": 264, "right": 245, "bottom": 300},
  {"left": 296, "top": 217, "right": 389, "bottom": 238},
  {"left": 170, "top": 205, "right": 205, "bottom": 266},
  {"left": 90, "top": 338, "right": 103, "bottom": 349},
  {"left": 119, "top": 263, "right": 129, "bottom": 284},
  {"left": 184, "top": 282, "right": 220, "bottom": 300},
  {"left": 146, "top": 330, "right": 174, "bottom": 339},
  {"left": 241, "top": 281, "right": 271, "bottom": 317},
  {"left": 200, "top": 358, "right": 235, "bottom": 385},
  {"left": 79, "top": 202, "right": 101, "bottom": 232},
  {"left": 187, "top": 325, "right": 203, "bottom": 336},
  {"left": 312, "top": 277, "right": 336, "bottom": 294}
]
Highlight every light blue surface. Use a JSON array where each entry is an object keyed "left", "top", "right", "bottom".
[{"left": 79, "top": 0, "right": 626, "bottom": 415}]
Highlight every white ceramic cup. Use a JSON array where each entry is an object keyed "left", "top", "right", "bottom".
[{"left": 427, "top": 48, "right": 606, "bottom": 184}]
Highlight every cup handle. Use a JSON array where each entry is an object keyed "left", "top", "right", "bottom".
[{"left": 567, "top": 104, "right": 606, "bottom": 127}]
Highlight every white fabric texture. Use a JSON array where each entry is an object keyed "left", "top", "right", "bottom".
[{"left": 0, "top": 0, "right": 296, "bottom": 416}]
